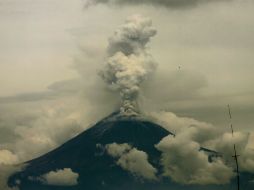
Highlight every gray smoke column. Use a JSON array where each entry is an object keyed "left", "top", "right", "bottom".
[{"left": 100, "top": 15, "right": 157, "bottom": 115}]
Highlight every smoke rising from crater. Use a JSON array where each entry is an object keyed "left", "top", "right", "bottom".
[{"left": 99, "top": 15, "right": 157, "bottom": 115}]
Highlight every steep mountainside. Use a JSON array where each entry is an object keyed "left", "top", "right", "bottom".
[{"left": 8, "top": 112, "right": 254, "bottom": 190}]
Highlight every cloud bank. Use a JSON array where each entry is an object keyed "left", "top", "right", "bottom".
[
  {"left": 85, "top": 0, "right": 228, "bottom": 9},
  {"left": 151, "top": 111, "right": 254, "bottom": 184},
  {"left": 156, "top": 127, "right": 234, "bottom": 185},
  {"left": 0, "top": 100, "right": 86, "bottom": 163},
  {"left": 105, "top": 143, "right": 158, "bottom": 180},
  {"left": 209, "top": 131, "right": 254, "bottom": 173}
]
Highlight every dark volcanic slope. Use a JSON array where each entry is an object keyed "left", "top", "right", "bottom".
[
  {"left": 8, "top": 113, "right": 172, "bottom": 190},
  {"left": 8, "top": 112, "right": 254, "bottom": 190}
]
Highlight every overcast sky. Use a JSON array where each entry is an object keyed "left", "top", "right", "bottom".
[{"left": 0, "top": 0, "right": 254, "bottom": 161}]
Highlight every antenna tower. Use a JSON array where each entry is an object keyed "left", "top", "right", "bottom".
[{"left": 228, "top": 104, "right": 240, "bottom": 190}]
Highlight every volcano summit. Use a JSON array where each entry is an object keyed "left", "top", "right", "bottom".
[
  {"left": 8, "top": 112, "right": 172, "bottom": 190},
  {"left": 8, "top": 111, "right": 248, "bottom": 190}
]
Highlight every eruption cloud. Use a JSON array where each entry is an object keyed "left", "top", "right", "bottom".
[{"left": 100, "top": 15, "right": 157, "bottom": 115}]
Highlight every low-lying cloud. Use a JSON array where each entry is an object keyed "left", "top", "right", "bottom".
[
  {"left": 105, "top": 143, "right": 158, "bottom": 180},
  {"left": 151, "top": 111, "right": 254, "bottom": 184},
  {"left": 38, "top": 168, "right": 79, "bottom": 186},
  {"left": 156, "top": 127, "right": 234, "bottom": 185},
  {"left": 209, "top": 131, "right": 254, "bottom": 173}
]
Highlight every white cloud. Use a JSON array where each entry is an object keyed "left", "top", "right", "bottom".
[
  {"left": 156, "top": 127, "right": 234, "bottom": 185},
  {"left": 209, "top": 132, "right": 254, "bottom": 173},
  {"left": 105, "top": 143, "right": 157, "bottom": 180},
  {"left": 152, "top": 110, "right": 254, "bottom": 184},
  {"left": 0, "top": 87, "right": 116, "bottom": 163},
  {"left": 149, "top": 111, "right": 218, "bottom": 143},
  {"left": 105, "top": 142, "right": 131, "bottom": 157},
  {"left": 1, "top": 99, "right": 86, "bottom": 162},
  {"left": 38, "top": 168, "right": 79, "bottom": 186},
  {"left": 0, "top": 150, "right": 18, "bottom": 165}
]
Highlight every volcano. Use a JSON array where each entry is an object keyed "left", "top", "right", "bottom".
[{"left": 8, "top": 112, "right": 254, "bottom": 190}]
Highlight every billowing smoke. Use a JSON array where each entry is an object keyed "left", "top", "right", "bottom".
[{"left": 100, "top": 15, "right": 157, "bottom": 115}]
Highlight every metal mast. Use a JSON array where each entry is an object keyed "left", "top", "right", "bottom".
[{"left": 227, "top": 104, "right": 240, "bottom": 190}]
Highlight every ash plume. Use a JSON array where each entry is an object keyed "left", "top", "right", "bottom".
[{"left": 100, "top": 15, "right": 157, "bottom": 115}]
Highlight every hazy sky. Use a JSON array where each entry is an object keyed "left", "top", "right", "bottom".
[{"left": 0, "top": 0, "right": 254, "bottom": 162}]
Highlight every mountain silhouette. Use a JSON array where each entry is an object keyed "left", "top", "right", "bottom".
[{"left": 8, "top": 112, "right": 254, "bottom": 190}]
